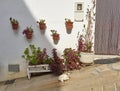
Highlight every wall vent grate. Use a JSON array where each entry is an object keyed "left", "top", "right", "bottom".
[{"left": 8, "top": 64, "right": 20, "bottom": 72}]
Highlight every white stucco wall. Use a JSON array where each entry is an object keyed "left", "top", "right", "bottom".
[{"left": 0, "top": 0, "right": 91, "bottom": 81}]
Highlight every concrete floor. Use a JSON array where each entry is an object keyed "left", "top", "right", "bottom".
[{"left": 1, "top": 59, "right": 120, "bottom": 91}]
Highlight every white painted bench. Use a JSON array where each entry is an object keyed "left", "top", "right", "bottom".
[{"left": 27, "top": 64, "right": 51, "bottom": 79}]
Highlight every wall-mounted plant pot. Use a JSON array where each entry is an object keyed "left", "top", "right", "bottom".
[
  {"left": 50, "top": 30, "right": 60, "bottom": 44},
  {"left": 10, "top": 17, "right": 19, "bottom": 30},
  {"left": 26, "top": 33, "right": 33, "bottom": 39},
  {"left": 65, "top": 22, "right": 73, "bottom": 31},
  {"left": 39, "top": 23, "right": 46, "bottom": 30},
  {"left": 12, "top": 23, "right": 19, "bottom": 30},
  {"left": 53, "top": 34, "right": 60, "bottom": 41},
  {"left": 23, "top": 26, "right": 33, "bottom": 40}
]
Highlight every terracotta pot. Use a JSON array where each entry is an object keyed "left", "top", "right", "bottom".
[
  {"left": 53, "top": 34, "right": 59, "bottom": 41},
  {"left": 65, "top": 22, "right": 73, "bottom": 31},
  {"left": 12, "top": 23, "right": 19, "bottom": 30},
  {"left": 26, "top": 32, "right": 33, "bottom": 39},
  {"left": 39, "top": 23, "right": 46, "bottom": 30}
]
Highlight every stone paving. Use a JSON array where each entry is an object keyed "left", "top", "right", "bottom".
[{"left": 0, "top": 59, "right": 120, "bottom": 91}]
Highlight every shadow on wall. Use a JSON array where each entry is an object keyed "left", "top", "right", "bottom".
[
  {"left": 0, "top": 0, "right": 54, "bottom": 56},
  {"left": 0, "top": 0, "right": 58, "bottom": 82}
]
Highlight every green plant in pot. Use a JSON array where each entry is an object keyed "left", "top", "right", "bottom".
[
  {"left": 50, "top": 30, "right": 60, "bottom": 42},
  {"left": 9, "top": 17, "right": 19, "bottom": 30},
  {"left": 37, "top": 19, "right": 46, "bottom": 31},
  {"left": 43, "top": 57, "right": 53, "bottom": 64},
  {"left": 22, "top": 44, "right": 53, "bottom": 65},
  {"left": 22, "top": 44, "right": 40, "bottom": 65},
  {"left": 65, "top": 18, "right": 73, "bottom": 31},
  {"left": 37, "top": 48, "right": 53, "bottom": 64}
]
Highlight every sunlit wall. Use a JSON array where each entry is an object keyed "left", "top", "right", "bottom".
[{"left": 0, "top": 0, "right": 92, "bottom": 81}]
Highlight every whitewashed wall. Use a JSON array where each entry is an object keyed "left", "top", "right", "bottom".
[{"left": 0, "top": 0, "right": 91, "bottom": 81}]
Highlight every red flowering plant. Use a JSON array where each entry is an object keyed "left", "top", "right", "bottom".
[
  {"left": 49, "top": 48, "right": 65, "bottom": 75},
  {"left": 23, "top": 26, "right": 33, "bottom": 39},
  {"left": 77, "top": 33, "right": 93, "bottom": 53},
  {"left": 63, "top": 48, "right": 82, "bottom": 71}
]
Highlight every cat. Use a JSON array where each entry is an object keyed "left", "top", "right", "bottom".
[{"left": 58, "top": 73, "right": 70, "bottom": 82}]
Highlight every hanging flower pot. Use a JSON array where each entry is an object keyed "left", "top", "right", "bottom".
[
  {"left": 65, "top": 18, "right": 73, "bottom": 31},
  {"left": 12, "top": 23, "right": 19, "bottom": 30},
  {"left": 39, "top": 23, "right": 46, "bottom": 30},
  {"left": 37, "top": 19, "right": 46, "bottom": 31},
  {"left": 26, "top": 32, "right": 33, "bottom": 39},
  {"left": 10, "top": 17, "right": 19, "bottom": 30},
  {"left": 51, "top": 30, "right": 60, "bottom": 42},
  {"left": 23, "top": 26, "right": 33, "bottom": 39},
  {"left": 53, "top": 33, "right": 59, "bottom": 41}
]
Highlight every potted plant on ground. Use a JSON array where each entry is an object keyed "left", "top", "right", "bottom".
[
  {"left": 50, "top": 48, "right": 65, "bottom": 75},
  {"left": 9, "top": 17, "right": 19, "bottom": 30},
  {"left": 37, "top": 19, "right": 46, "bottom": 31},
  {"left": 50, "top": 30, "right": 60, "bottom": 42},
  {"left": 65, "top": 18, "right": 73, "bottom": 31},
  {"left": 22, "top": 44, "right": 52, "bottom": 79},
  {"left": 23, "top": 26, "right": 33, "bottom": 39},
  {"left": 22, "top": 44, "right": 39, "bottom": 65},
  {"left": 77, "top": 34, "right": 94, "bottom": 64},
  {"left": 77, "top": 0, "right": 96, "bottom": 64},
  {"left": 63, "top": 48, "right": 82, "bottom": 71}
]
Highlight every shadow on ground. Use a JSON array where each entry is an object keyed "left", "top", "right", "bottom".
[{"left": 94, "top": 58, "right": 120, "bottom": 64}]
